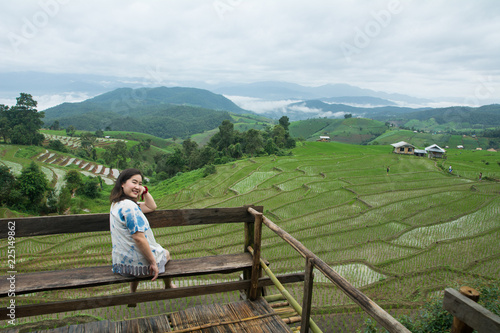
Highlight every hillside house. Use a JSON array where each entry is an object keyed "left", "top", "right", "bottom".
[
  {"left": 425, "top": 144, "right": 446, "bottom": 158},
  {"left": 391, "top": 141, "right": 415, "bottom": 155},
  {"left": 317, "top": 136, "right": 331, "bottom": 142}
]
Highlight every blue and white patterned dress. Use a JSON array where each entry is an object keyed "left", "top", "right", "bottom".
[{"left": 110, "top": 199, "right": 167, "bottom": 276}]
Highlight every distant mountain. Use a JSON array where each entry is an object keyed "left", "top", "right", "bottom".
[
  {"left": 215, "top": 81, "right": 431, "bottom": 104},
  {"left": 44, "top": 86, "right": 248, "bottom": 119},
  {"left": 266, "top": 100, "right": 427, "bottom": 121},
  {"left": 395, "top": 104, "right": 500, "bottom": 126},
  {"left": 42, "top": 86, "right": 251, "bottom": 138},
  {"left": 321, "top": 96, "right": 396, "bottom": 106}
]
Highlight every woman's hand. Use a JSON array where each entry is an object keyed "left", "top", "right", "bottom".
[
  {"left": 139, "top": 186, "right": 157, "bottom": 213},
  {"left": 149, "top": 262, "right": 159, "bottom": 281}
]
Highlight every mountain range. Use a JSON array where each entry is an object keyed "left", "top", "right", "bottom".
[
  {"left": 1, "top": 72, "right": 431, "bottom": 107},
  {"left": 214, "top": 81, "right": 431, "bottom": 104}
]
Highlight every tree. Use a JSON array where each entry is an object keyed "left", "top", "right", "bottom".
[
  {"left": 0, "top": 165, "right": 15, "bottom": 205},
  {"left": 244, "top": 129, "right": 263, "bottom": 156},
  {"left": 216, "top": 120, "right": 235, "bottom": 150},
  {"left": 48, "top": 140, "right": 68, "bottom": 153},
  {"left": 279, "top": 116, "right": 290, "bottom": 131},
  {"left": 77, "top": 176, "right": 100, "bottom": 198},
  {"left": 182, "top": 139, "right": 201, "bottom": 170},
  {"left": 66, "top": 125, "right": 76, "bottom": 137},
  {"left": 156, "top": 148, "right": 186, "bottom": 177},
  {"left": 64, "top": 170, "right": 82, "bottom": 193},
  {"left": 57, "top": 186, "right": 72, "bottom": 214},
  {"left": 95, "top": 129, "right": 104, "bottom": 138},
  {"left": 50, "top": 120, "right": 60, "bottom": 130},
  {"left": 8, "top": 93, "right": 45, "bottom": 145},
  {"left": 16, "top": 162, "right": 49, "bottom": 210},
  {"left": 103, "top": 140, "right": 129, "bottom": 167},
  {"left": 344, "top": 113, "right": 353, "bottom": 119},
  {"left": 272, "top": 125, "right": 286, "bottom": 148},
  {"left": 0, "top": 105, "right": 10, "bottom": 142},
  {"left": 79, "top": 132, "right": 97, "bottom": 160},
  {"left": 264, "top": 138, "right": 279, "bottom": 155}
]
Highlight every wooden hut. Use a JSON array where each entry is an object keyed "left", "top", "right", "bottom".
[
  {"left": 390, "top": 141, "right": 415, "bottom": 155},
  {"left": 425, "top": 144, "right": 446, "bottom": 158}
]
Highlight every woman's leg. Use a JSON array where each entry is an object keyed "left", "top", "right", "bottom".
[
  {"left": 162, "top": 250, "right": 176, "bottom": 288},
  {"left": 128, "top": 281, "right": 140, "bottom": 307}
]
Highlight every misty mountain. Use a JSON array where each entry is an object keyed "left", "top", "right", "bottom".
[
  {"left": 395, "top": 104, "right": 500, "bottom": 126},
  {"left": 43, "top": 86, "right": 249, "bottom": 120},
  {"left": 260, "top": 100, "right": 427, "bottom": 121},
  {"left": 215, "top": 81, "right": 432, "bottom": 104},
  {"left": 279, "top": 100, "right": 500, "bottom": 128},
  {"left": 321, "top": 96, "right": 396, "bottom": 106},
  {"left": 42, "top": 86, "right": 252, "bottom": 139}
]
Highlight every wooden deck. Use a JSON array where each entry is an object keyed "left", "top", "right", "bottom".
[{"left": 14, "top": 298, "right": 292, "bottom": 333}]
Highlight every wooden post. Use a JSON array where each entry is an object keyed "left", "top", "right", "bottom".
[
  {"left": 451, "top": 286, "right": 480, "bottom": 333},
  {"left": 300, "top": 257, "right": 314, "bottom": 333},
  {"left": 249, "top": 211, "right": 263, "bottom": 300},
  {"left": 242, "top": 207, "right": 255, "bottom": 299}
]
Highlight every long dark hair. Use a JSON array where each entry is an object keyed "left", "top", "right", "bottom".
[{"left": 109, "top": 168, "right": 143, "bottom": 203}]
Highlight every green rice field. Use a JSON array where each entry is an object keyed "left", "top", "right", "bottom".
[{"left": 1, "top": 141, "right": 499, "bottom": 331}]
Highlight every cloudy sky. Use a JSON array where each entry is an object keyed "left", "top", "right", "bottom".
[{"left": 1, "top": 0, "right": 500, "bottom": 107}]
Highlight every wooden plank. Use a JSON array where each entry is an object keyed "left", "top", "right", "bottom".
[
  {"left": 0, "top": 273, "right": 305, "bottom": 318},
  {"left": 444, "top": 288, "right": 500, "bottom": 333},
  {"left": 0, "top": 253, "right": 255, "bottom": 297},
  {"left": 248, "top": 207, "right": 411, "bottom": 333},
  {"left": 0, "top": 206, "right": 263, "bottom": 238}
]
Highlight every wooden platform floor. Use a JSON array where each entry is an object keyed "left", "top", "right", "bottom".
[{"left": 22, "top": 298, "right": 292, "bottom": 333}]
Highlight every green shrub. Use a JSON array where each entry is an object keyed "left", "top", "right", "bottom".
[{"left": 203, "top": 164, "right": 216, "bottom": 177}]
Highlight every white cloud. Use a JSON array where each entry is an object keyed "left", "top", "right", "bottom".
[
  {"left": 224, "top": 95, "right": 300, "bottom": 114},
  {"left": 0, "top": 0, "right": 499, "bottom": 102}
]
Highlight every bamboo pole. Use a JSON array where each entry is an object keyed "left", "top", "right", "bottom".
[
  {"left": 248, "top": 246, "right": 323, "bottom": 333},
  {"left": 248, "top": 207, "right": 411, "bottom": 333},
  {"left": 265, "top": 294, "right": 287, "bottom": 302}
]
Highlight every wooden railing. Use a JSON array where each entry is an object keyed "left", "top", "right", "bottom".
[
  {"left": 444, "top": 286, "right": 500, "bottom": 333},
  {"left": 248, "top": 207, "right": 411, "bottom": 333},
  {"left": 1, "top": 206, "right": 309, "bottom": 320}
]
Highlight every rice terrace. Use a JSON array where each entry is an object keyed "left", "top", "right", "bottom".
[{"left": 1, "top": 141, "right": 500, "bottom": 332}]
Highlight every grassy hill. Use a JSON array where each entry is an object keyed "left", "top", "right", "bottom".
[
  {"left": 290, "top": 117, "right": 388, "bottom": 144},
  {"left": 396, "top": 104, "right": 500, "bottom": 129},
  {"left": 372, "top": 129, "right": 491, "bottom": 150},
  {"left": 1, "top": 141, "right": 499, "bottom": 330}
]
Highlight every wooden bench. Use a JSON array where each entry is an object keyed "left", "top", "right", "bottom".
[{"left": 0, "top": 206, "right": 304, "bottom": 319}]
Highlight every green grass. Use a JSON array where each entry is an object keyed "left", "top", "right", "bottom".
[{"left": 1, "top": 141, "right": 499, "bottom": 331}]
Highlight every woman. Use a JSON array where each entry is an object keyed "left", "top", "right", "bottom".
[{"left": 109, "top": 168, "right": 174, "bottom": 303}]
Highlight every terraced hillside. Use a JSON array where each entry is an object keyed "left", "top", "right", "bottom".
[{"left": 1, "top": 142, "right": 499, "bottom": 331}]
